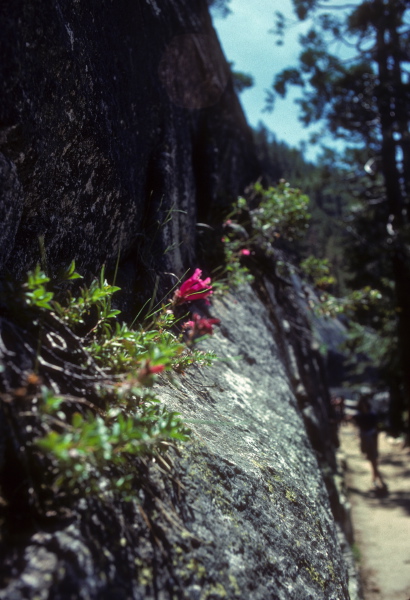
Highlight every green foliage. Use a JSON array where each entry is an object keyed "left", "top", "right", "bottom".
[
  {"left": 85, "top": 317, "right": 181, "bottom": 373},
  {"left": 217, "top": 234, "right": 254, "bottom": 290},
  {"left": 341, "top": 320, "right": 396, "bottom": 378},
  {"left": 52, "top": 265, "right": 120, "bottom": 330},
  {"left": 23, "top": 261, "right": 85, "bottom": 312},
  {"left": 313, "top": 286, "right": 383, "bottom": 319},
  {"left": 300, "top": 256, "right": 335, "bottom": 289},
  {"left": 249, "top": 181, "right": 311, "bottom": 243},
  {"left": 59, "top": 259, "right": 84, "bottom": 282},
  {"left": 37, "top": 387, "right": 189, "bottom": 495},
  {"left": 24, "top": 265, "right": 54, "bottom": 310},
  {"left": 268, "top": 2, "right": 378, "bottom": 140},
  {"left": 215, "top": 181, "right": 312, "bottom": 290},
  {"left": 250, "top": 127, "right": 398, "bottom": 393},
  {"left": 173, "top": 348, "right": 218, "bottom": 373},
  {"left": 252, "top": 126, "right": 354, "bottom": 294},
  {"left": 260, "top": 0, "right": 410, "bottom": 428},
  {"left": 19, "top": 264, "right": 220, "bottom": 498}
]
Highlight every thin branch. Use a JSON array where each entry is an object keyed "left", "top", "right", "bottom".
[{"left": 316, "top": 2, "right": 363, "bottom": 9}]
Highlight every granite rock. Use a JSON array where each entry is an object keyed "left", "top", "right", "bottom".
[{"left": 0, "top": 0, "right": 258, "bottom": 288}]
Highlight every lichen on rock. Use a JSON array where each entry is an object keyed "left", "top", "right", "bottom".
[{"left": 0, "top": 0, "right": 358, "bottom": 597}]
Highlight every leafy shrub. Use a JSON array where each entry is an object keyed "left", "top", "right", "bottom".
[
  {"left": 248, "top": 180, "right": 311, "bottom": 243},
  {"left": 215, "top": 181, "right": 311, "bottom": 288},
  {"left": 18, "top": 263, "right": 218, "bottom": 497},
  {"left": 37, "top": 387, "right": 189, "bottom": 495},
  {"left": 313, "top": 286, "right": 383, "bottom": 318},
  {"left": 300, "top": 256, "right": 336, "bottom": 289},
  {"left": 218, "top": 234, "right": 254, "bottom": 289}
]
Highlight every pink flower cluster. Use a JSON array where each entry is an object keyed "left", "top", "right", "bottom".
[
  {"left": 173, "top": 269, "right": 212, "bottom": 305},
  {"left": 172, "top": 268, "right": 220, "bottom": 343},
  {"left": 182, "top": 313, "right": 221, "bottom": 338}
]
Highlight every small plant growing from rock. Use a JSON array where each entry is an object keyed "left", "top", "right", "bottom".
[
  {"left": 11, "top": 263, "right": 220, "bottom": 498},
  {"left": 248, "top": 180, "right": 311, "bottom": 244},
  {"left": 215, "top": 181, "right": 311, "bottom": 288},
  {"left": 300, "top": 256, "right": 336, "bottom": 290}
]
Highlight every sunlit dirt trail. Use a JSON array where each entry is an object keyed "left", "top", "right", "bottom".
[{"left": 339, "top": 424, "right": 410, "bottom": 600}]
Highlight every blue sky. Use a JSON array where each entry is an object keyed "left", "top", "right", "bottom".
[{"left": 212, "top": 0, "right": 318, "bottom": 154}]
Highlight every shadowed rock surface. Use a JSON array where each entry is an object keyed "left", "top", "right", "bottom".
[{"left": 0, "top": 0, "right": 258, "bottom": 286}]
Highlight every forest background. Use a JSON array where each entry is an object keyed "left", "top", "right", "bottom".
[{"left": 209, "top": 0, "right": 410, "bottom": 438}]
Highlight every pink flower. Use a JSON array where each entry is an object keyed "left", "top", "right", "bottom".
[
  {"left": 223, "top": 219, "right": 232, "bottom": 226},
  {"left": 137, "top": 361, "right": 165, "bottom": 385},
  {"left": 147, "top": 364, "right": 165, "bottom": 374},
  {"left": 240, "top": 249, "right": 250, "bottom": 256},
  {"left": 182, "top": 313, "right": 220, "bottom": 337},
  {"left": 173, "top": 269, "right": 213, "bottom": 305}
]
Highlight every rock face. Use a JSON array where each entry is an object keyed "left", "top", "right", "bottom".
[
  {"left": 0, "top": 285, "right": 353, "bottom": 599},
  {"left": 157, "top": 286, "right": 351, "bottom": 599},
  {"left": 0, "top": 2, "right": 358, "bottom": 598},
  {"left": 0, "top": 0, "right": 258, "bottom": 283}
]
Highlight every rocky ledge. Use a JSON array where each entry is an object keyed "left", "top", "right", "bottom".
[{"left": 0, "top": 284, "right": 354, "bottom": 599}]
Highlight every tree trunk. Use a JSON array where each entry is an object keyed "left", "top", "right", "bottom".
[{"left": 375, "top": 0, "right": 410, "bottom": 439}]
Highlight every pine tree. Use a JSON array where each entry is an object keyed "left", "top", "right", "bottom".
[{"left": 270, "top": 0, "right": 410, "bottom": 436}]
